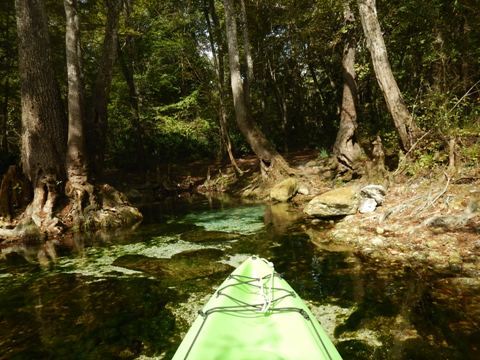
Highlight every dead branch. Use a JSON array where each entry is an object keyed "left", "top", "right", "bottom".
[
  {"left": 417, "top": 172, "right": 451, "bottom": 215},
  {"left": 380, "top": 194, "right": 428, "bottom": 222},
  {"left": 394, "top": 130, "right": 431, "bottom": 176}
]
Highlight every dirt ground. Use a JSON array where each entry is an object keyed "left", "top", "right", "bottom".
[{"left": 330, "top": 177, "right": 479, "bottom": 274}]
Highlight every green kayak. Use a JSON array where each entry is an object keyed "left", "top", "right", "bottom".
[{"left": 172, "top": 256, "right": 342, "bottom": 359}]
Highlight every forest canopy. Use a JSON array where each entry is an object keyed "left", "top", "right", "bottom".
[{"left": 0, "top": 0, "right": 479, "bottom": 175}]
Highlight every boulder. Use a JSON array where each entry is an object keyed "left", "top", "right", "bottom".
[
  {"left": 270, "top": 177, "right": 299, "bottom": 202},
  {"left": 304, "top": 186, "right": 359, "bottom": 217},
  {"left": 360, "top": 185, "right": 386, "bottom": 205}
]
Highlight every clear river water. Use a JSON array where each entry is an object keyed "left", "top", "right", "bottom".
[{"left": 1, "top": 196, "right": 479, "bottom": 359}]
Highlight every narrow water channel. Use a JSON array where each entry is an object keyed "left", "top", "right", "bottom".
[{"left": 1, "top": 197, "right": 479, "bottom": 359}]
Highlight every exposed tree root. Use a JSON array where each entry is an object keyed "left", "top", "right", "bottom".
[
  {"left": 80, "top": 184, "right": 143, "bottom": 230},
  {"left": 0, "top": 179, "right": 142, "bottom": 243},
  {"left": 260, "top": 154, "right": 297, "bottom": 183}
]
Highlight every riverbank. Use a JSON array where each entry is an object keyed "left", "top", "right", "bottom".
[
  {"left": 2, "top": 149, "right": 478, "bottom": 278},
  {"left": 204, "top": 152, "right": 480, "bottom": 278},
  {"left": 307, "top": 178, "right": 479, "bottom": 277}
]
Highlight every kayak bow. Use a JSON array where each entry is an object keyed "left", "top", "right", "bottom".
[{"left": 172, "top": 256, "right": 342, "bottom": 359}]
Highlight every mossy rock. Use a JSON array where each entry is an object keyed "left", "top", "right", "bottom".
[
  {"left": 83, "top": 205, "right": 143, "bottom": 230},
  {"left": 113, "top": 248, "right": 232, "bottom": 283},
  {"left": 304, "top": 186, "right": 359, "bottom": 217},
  {"left": 180, "top": 230, "right": 239, "bottom": 243},
  {"left": 270, "top": 177, "right": 299, "bottom": 202}
]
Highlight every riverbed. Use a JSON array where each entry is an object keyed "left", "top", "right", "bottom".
[{"left": 1, "top": 196, "right": 479, "bottom": 359}]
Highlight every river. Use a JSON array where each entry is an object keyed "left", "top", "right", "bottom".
[{"left": 1, "top": 196, "right": 479, "bottom": 359}]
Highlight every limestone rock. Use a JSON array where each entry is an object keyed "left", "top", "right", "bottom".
[
  {"left": 370, "top": 236, "right": 385, "bottom": 247},
  {"left": 359, "top": 198, "right": 377, "bottom": 213},
  {"left": 360, "top": 185, "right": 386, "bottom": 205},
  {"left": 304, "top": 186, "right": 359, "bottom": 217},
  {"left": 270, "top": 177, "right": 299, "bottom": 202},
  {"left": 297, "top": 185, "right": 310, "bottom": 196}
]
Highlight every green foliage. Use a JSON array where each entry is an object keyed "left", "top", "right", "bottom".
[
  {"left": 317, "top": 147, "right": 330, "bottom": 159},
  {"left": 457, "top": 118, "right": 480, "bottom": 168},
  {"left": 2, "top": 0, "right": 479, "bottom": 174},
  {"left": 408, "top": 83, "right": 480, "bottom": 170},
  {"left": 461, "top": 141, "right": 480, "bottom": 168},
  {"left": 108, "top": 86, "right": 219, "bottom": 169},
  {"left": 246, "top": 0, "right": 344, "bottom": 150},
  {"left": 151, "top": 90, "right": 218, "bottom": 160},
  {"left": 106, "top": 0, "right": 221, "bottom": 169},
  {"left": 414, "top": 90, "right": 473, "bottom": 132},
  {"left": 0, "top": 0, "right": 20, "bottom": 170}
]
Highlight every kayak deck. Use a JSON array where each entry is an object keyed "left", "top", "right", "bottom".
[{"left": 173, "top": 256, "right": 342, "bottom": 359}]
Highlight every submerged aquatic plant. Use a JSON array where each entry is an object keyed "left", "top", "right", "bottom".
[{"left": 183, "top": 205, "right": 265, "bottom": 235}]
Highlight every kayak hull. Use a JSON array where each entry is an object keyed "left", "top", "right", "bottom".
[{"left": 172, "top": 256, "right": 342, "bottom": 360}]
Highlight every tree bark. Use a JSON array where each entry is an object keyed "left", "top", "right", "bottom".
[
  {"left": 203, "top": 0, "right": 241, "bottom": 173},
  {"left": 333, "top": 0, "right": 364, "bottom": 172},
  {"left": 357, "top": 0, "right": 421, "bottom": 151},
  {"left": 238, "top": 0, "right": 254, "bottom": 117},
  {"left": 239, "top": 0, "right": 253, "bottom": 81},
  {"left": 1, "top": 75, "right": 10, "bottom": 156},
  {"left": 117, "top": 45, "right": 147, "bottom": 172},
  {"left": 15, "top": 0, "right": 67, "bottom": 230},
  {"left": 64, "top": 0, "right": 92, "bottom": 213},
  {"left": 0, "top": 1, "right": 14, "bottom": 155},
  {"left": 223, "top": 0, "right": 291, "bottom": 179},
  {"left": 460, "top": 16, "right": 471, "bottom": 93},
  {"left": 432, "top": 27, "right": 446, "bottom": 92},
  {"left": 87, "top": 0, "right": 121, "bottom": 178},
  {"left": 118, "top": 0, "right": 146, "bottom": 173},
  {"left": 267, "top": 57, "right": 288, "bottom": 152}
]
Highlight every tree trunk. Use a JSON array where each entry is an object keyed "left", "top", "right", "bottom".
[
  {"left": 64, "top": 0, "right": 92, "bottom": 213},
  {"left": 223, "top": 0, "right": 291, "bottom": 179},
  {"left": 357, "top": 0, "right": 421, "bottom": 151},
  {"left": 1, "top": 76, "right": 9, "bottom": 155},
  {"left": 306, "top": 62, "right": 325, "bottom": 107},
  {"left": 432, "top": 27, "right": 446, "bottom": 92},
  {"left": 460, "top": 16, "right": 471, "bottom": 93},
  {"left": 267, "top": 57, "right": 288, "bottom": 152},
  {"left": 117, "top": 45, "right": 147, "bottom": 172},
  {"left": 87, "top": 0, "right": 121, "bottom": 178},
  {"left": 118, "top": 0, "right": 146, "bottom": 173},
  {"left": 15, "top": 0, "right": 67, "bottom": 230},
  {"left": 0, "top": 1, "right": 13, "bottom": 155},
  {"left": 238, "top": 0, "right": 254, "bottom": 116},
  {"left": 239, "top": 0, "right": 253, "bottom": 81},
  {"left": 333, "top": 0, "right": 364, "bottom": 172},
  {"left": 203, "top": 0, "right": 241, "bottom": 173}
]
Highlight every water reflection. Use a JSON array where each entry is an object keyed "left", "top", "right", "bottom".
[
  {"left": 0, "top": 199, "right": 479, "bottom": 359},
  {"left": 0, "top": 274, "right": 176, "bottom": 359},
  {"left": 264, "top": 202, "right": 303, "bottom": 235}
]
